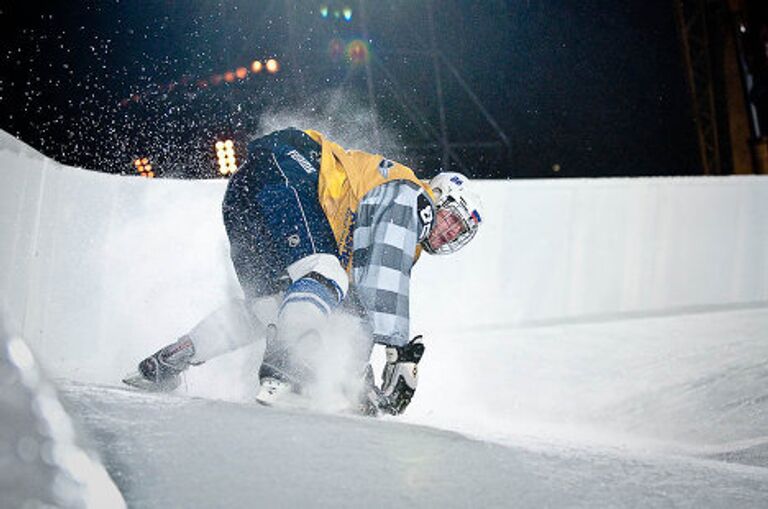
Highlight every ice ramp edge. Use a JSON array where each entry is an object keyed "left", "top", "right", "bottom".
[{"left": 0, "top": 326, "right": 126, "bottom": 508}]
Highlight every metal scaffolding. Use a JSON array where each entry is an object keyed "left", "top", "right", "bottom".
[
  {"left": 356, "top": 0, "right": 512, "bottom": 176},
  {"left": 674, "top": 0, "right": 722, "bottom": 175}
]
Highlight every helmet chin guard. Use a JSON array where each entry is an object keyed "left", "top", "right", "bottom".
[{"left": 422, "top": 172, "right": 483, "bottom": 255}]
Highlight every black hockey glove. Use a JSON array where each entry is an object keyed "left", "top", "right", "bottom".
[{"left": 378, "top": 336, "right": 425, "bottom": 415}]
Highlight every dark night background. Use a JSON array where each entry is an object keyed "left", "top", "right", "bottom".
[{"left": 0, "top": 1, "right": 701, "bottom": 179}]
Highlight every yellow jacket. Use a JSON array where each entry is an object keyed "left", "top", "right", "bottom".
[{"left": 305, "top": 130, "right": 434, "bottom": 271}]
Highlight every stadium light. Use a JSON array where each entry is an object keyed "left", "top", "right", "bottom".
[
  {"left": 133, "top": 157, "right": 155, "bottom": 178},
  {"left": 216, "top": 139, "right": 238, "bottom": 176},
  {"left": 236, "top": 67, "right": 248, "bottom": 79},
  {"left": 265, "top": 59, "right": 280, "bottom": 74},
  {"left": 318, "top": 4, "right": 353, "bottom": 22},
  {"left": 251, "top": 60, "right": 263, "bottom": 73}
]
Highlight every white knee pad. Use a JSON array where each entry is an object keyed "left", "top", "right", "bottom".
[{"left": 286, "top": 253, "right": 349, "bottom": 299}]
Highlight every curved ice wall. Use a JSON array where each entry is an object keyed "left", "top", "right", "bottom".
[{"left": 1, "top": 130, "right": 767, "bottom": 379}]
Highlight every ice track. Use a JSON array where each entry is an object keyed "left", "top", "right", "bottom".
[
  {"left": 3, "top": 131, "right": 768, "bottom": 506},
  {"left": 57, "top": 306, "right": 768, "bottom": 508},
  {"left": 58, "top": 381, "right": 768, "bottom": 508}
]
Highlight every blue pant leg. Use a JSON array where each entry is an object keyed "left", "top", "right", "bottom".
[
  {"left": 222, "top": 155, "right": 286, "bottom": 299},
  {"left": 251, "top": 141, "right": 338, "bottom": 267}
]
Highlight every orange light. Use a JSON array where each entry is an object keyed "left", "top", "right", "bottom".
[
  {"left": 236, "top": 67, "right": 248, "bottom": 79},
  {"left": 224, "top": 71, "right": 235, "bottom": 82},
  {"left": 346, "top": 39, "right": 370, "bottom": 65},
  {"left": 251, "top": 60, "right": 263, "bottom": 73},
  {"left": 265, "top": 59, "right": 279, "bottom": 74},
  {"left": 133, "top": 157, "right": 153, "bottom": 174},
  {"left": 146, "top": 171, "right": 155, "bottom": 178}
]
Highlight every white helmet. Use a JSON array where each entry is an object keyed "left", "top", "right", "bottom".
[{"left": 422, "top": 172, "right": 483, "bottom": 255}]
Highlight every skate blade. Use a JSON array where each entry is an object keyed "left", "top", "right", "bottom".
[
  {"left": 122, "top": 371, "right": 179, "bottom": 392},
  {"left": 256, "top": 378, "right": 308, "bottom": 408}
]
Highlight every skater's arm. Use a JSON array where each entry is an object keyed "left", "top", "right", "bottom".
[{"left": 352, "top": 181, "right": 431, "bottom": 347}]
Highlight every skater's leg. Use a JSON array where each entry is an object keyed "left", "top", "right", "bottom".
[
  {"left": 187, "top": 297, "right": 277, "bottom": 362},
  {"left": 124, "top": 297, "right": 279, "bottom": 391},
  {"left": 223, "top": 174, "right": 284, "bottom": 299}
]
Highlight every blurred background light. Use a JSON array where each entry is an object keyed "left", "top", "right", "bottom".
[
  {"left": 265, "top": 59, "right": 280, "bottom": 74},
  {"left": 346, "top": 40, "right": 370, "bottom": 65},
  {"left": 329, "top": 38, "right": 344, "bottom": 62}
]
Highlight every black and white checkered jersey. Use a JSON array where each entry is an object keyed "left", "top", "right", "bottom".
[{"left": 351, "top": 180, "right": 434, "bottom": 347}]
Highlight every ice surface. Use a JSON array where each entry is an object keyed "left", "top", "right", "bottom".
[
  {"left": 2, "top": 131, "right": 768, "bottom": 507},
  {"left": 58, "top": 381, "right": 768, "bottom": 509},
  {"left": 406, "top": 307, "right": 768, "bottom": 460}
]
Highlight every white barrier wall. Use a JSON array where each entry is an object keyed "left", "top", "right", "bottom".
[
  {"left": 413, "top": 176, "right": 768, "bottom": 332},
  {"left": 1, "top": 131, "right": 767, "bottom": 376},
  {"left": 0, "top": 132, "right": 235, "bottom": 377}
]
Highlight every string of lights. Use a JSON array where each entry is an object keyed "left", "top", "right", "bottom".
[{"left": 118, "top": 57, "right": 280, "bottom": 108}]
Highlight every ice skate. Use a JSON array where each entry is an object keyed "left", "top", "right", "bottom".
[
  {"left": 254, "top": 360, "right": 307, "bottom": 407},
  {"left": 123, "top": 337, "right": 197, "bottom": 392}
]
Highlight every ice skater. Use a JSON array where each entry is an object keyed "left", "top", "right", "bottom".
[{"left": 124, "top": 127, "right": 483, "bottom": 415}]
